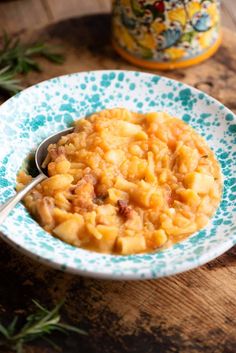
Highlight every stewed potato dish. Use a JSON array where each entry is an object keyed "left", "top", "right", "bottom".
[{"left": 18, "top": 108, "right": 222, "bottom": 255}]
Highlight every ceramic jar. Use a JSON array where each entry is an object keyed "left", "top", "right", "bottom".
[{"left": 112, "top": 0, "right": 221, "bottom": 70}]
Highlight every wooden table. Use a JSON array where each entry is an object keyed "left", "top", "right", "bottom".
[{"left": 0, "top": 9, "right": 236, "bottom": 353}]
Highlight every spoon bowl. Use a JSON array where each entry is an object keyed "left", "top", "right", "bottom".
[
  {"left": 0, "top": 127, "right": 74, "bottom": 225},
  {"left": 35, "top": 127, "right": 74, "bottom": 174}
]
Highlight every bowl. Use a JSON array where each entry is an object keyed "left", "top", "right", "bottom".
[{"left": 0, "top": 70, "right": 235, "bottom": 280}]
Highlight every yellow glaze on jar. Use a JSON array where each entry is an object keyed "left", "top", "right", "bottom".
[{"left": 112, "top": 0, "right": 221, "bottom": 70}]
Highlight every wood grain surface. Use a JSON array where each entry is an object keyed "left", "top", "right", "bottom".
[{"left": 0, "top": 14, "right": 236, "bottom": 353}]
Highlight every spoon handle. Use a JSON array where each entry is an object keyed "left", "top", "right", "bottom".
[{"left": 0, "top": 173, "right": 47, "bottom": 225}]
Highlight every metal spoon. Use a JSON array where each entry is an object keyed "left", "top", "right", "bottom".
[{"left": 0, "top": 127, "right": 74, "bottom": 225}]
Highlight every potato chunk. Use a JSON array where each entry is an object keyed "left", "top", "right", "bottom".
[
  {"left": 107, "top": 188, "right": 129, "bottom": 205},
  {"left": 48, "top": 159, "right": 71, "bottom": 176},
  {"left": 115, "top": 120, "right": 142, "bottom": 136},
  {"left": 114, "top": 176, "right": 136, "bottom": 192},
  {"left": 53, "top": 216, "right": 84, "bottom": 246},
  {"left": 53, "top": 208, "right": 74, "bottom": 223},
  {"left": 184, "top": 172, "right": 214, "bottom": 194},
  {"left": 93, "top": 225, "right": 119, "bottom": 252},
  {"left": 152, "top": 230, "right": 168, "bottom": 248},
  {"left": 104, "top": 149, "right": 125, "bottom": 165},
  {"left": 175, "top": 145, "right": 199, "bottom": 173},
  {"left": 96, "top": 204, "right": 120, "bottom": 226},
  {"left": 116, "top": 236, "right": 146, "bottom": 255},
  {"left": 177, "top": 189, "right": 201, "bottom": 208},
  {"left": 42, "top": 174, "right": 73, "bottom": 195},
  {"left": 132, "top": 180, "right": 163, "bottom": 208}
]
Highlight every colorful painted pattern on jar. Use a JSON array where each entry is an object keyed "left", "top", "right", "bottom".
[{"left": 112, "top": 0, "right": 221, "bottom": 69}]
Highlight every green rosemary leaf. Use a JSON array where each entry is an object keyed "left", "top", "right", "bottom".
[
  {"left": 0, "top": 300, "right": 86, "bottom": 353},
  {"left": 15, "top": 340, "right": 23, "bottom": 353},
  {"left": 42, "top": 335, "right": 61, "bottom": 351},
  {"left": 31, "top": 299, "right": 50, "bottom": 314},
  {"left": 57, "top": 323, "right": 87, "bottom": 336},
  {"left": 0, "top": 66, "right": 22, "bottom": 95},
  {"left": 0, "top": 323, "right": 10, "bottom": 339},
  {"left": 41, "top": 49, "right": 65, "bottom": 64},
  {"left": 24, "top": 42, "right": 46, "bottom": 55},
  {"left": 0, "top": 35, "right": 65, "bottom": 73},
  {"left": 0, "top": 32, "right": 65, "bottom": 95},
  {"left": 7, "top": 317, "right": 18, "bottom": 336}
]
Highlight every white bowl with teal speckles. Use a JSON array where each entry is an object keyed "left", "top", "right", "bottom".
[{"left": 0, "top": 70, "right": 235, "bottom": 280}]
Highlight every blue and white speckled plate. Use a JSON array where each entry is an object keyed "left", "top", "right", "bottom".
[{"left": 0, "top": 70, "right": 235, "bottom": 280}]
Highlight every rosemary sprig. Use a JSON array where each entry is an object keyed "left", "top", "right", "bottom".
[
  {"left": 0, "top": 32, "right": 65, "bottom": 96},
  {"left": 0, "top": 66, "right": 22, "bottom": 95},
  {"left": 0, "top": 300, "right": 86, "bottom": 353}
]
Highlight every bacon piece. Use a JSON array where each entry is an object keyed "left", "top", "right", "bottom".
[
  {"left": 83, "top": 174, "right": 97, "bottom": 185},
  {"left": 48, "top": 145, "right": 66, "bottom": 160},
  {"left": 72, "top": 176, "right": 96, "bottom": 211},
  {"left": 117, "top": 200, "right": 133, "bottom": 219},
  {"left": 36, "top": 196, "right": 55, "bottom": 226}
]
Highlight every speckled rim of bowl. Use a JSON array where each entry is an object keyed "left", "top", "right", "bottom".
[{"left": 0, "top": 70, "right": 235, "bottom": 280}]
